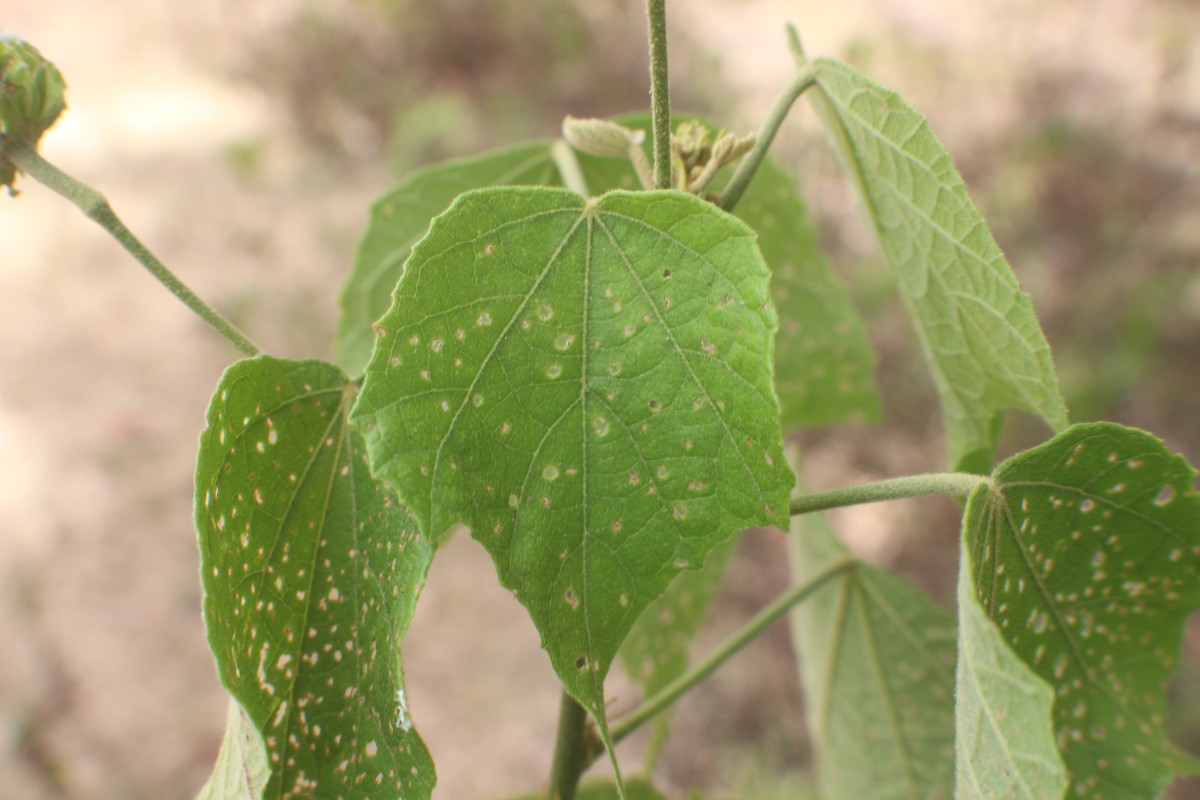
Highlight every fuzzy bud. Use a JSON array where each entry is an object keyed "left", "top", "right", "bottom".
[
  {"left": 0, "top": 33, "right": 67, "bottom": 192},
  {"left": 562, "top": 116, "right": 644, "bottom": 159}
]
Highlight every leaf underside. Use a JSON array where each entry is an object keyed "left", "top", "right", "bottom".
[
  {"left": 196, "top": 356, "right": 435, "bottom": 800},
  {"left": 809, "top": 57, "right": 1067, "bottom": 470},
  {"left": 789, "top": 497, "right": 956, "bottom": 800},
  {"left": 964, "top": 422, "right": 1200, "bottom": 798},
  {"left": 955, "top": 550, "right": 1067, "bottom": 800},
  {"left": 350, "top": 187, "right": 793, "bottom": 753},
  {"left": 197, "top": 699, "right": 271, "bottom": 800}
]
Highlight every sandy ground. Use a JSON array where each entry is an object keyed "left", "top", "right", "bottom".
[{"left": 1, "top": 1, "right": 1198, "bottom": 798}]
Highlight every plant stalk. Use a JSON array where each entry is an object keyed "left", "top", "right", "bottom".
[
  {"left": 718, "top": 63, "right": 818, "bottom": 211},
  {"left": 546, "top": 690, "right": 591, "bottom": 800},
  {"left": 645, "top": 0, "right": 671, "bottom": 190},
  {"left": 607, "top": 557, "right": 855, "bottom": 746},
  {"left": 5, "top": 140, "right": 261, "bottom": 356},
  {"left": 790, "top": 472, "right": 991, "bottom": 517}
]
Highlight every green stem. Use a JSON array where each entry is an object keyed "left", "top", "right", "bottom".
[
  {"left": 645, "top": 0, "right": 671, "bottom": 190},
  {"left": 790, "top": 473, "right": 991, "bottom": 517},
  {"left": 5, "top": 140, "right": 261, "bottom": 356},
  {"left": 718, "top": 63, "right": 818, "bottom": 212},
  {"left": 546, "top": 690, "right": 594, "bottom": 800},
  {"left": 607, "top": 557, "right": 855, "bottom": 746}
]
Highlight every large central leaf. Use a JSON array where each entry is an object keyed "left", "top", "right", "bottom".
[{"left": 351, "top": 187, "right": 793, "bottom": 734}]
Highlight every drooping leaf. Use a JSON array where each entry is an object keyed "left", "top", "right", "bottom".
[
  {"left": 789, "top": 494, "right": 957, "bottom": 800},
  {"left": 196, "top": 356, "right": 435, "bottom": 799},
  {"left": 351, "top": 186, "right": 793, "bottom": 762},
  {"left": 337, "top": 141, "right": 560, "bottom": 375},
  {"left": 808, "top": 57, "right": 1067, "bottom": 470},
  {"left": 196, "top": 699, "right": 270, "bottom": 800},
  {"left": 954, "top": 544, "right": 1067, "bottom": 800},
  {"left": 580, "top": 113, "right": 880, "bottom": 429},
  {"left": 964, "top": 422, "right": 1200, "bottom": 797}
]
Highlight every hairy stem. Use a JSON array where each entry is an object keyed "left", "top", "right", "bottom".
[
  {"left": 5, "top": 141, "right": 261, "bottom": 356},
  {"left": 607, "top": 557, "right": 855, "bottom": 746},
  {"left": 645, "top": 0, "right": 671, "bottom": 190},
  {"left": 546, "top": 690, "right": 593, "bottom": 800},
  {"left": 718, "top": 63, "right": 817, "bottom": 211},
  {"left": 790, "top": 473, "right": 991, "bottom": 517}
]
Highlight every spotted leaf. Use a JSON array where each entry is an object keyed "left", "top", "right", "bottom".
[
  {"left": 788, "top": 497, "right": 957, "bottom": 799},
  {"left": 196, "top": 356, "right": 435, "bottom": 799},
  {"left": 955, "top": 544, "right": 1067, "bottom": 800},
  {"left": 809, "top": 57, "right": 1067, "bottom": 470},
  {"left": 350, "top": 187, "right": 793, "bottom": 762},
  {"left": 964, "top": 422, "right": 1200, "bottom": 797},
  {"left": 579, "top": 112, "right": 880, "bottom": 429},
  {"left": 337, "top": 141, "right": 560, "bottom": 376}
]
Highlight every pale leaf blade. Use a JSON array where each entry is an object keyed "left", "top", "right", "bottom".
[
  {"left": 789, "top": 504, "right": 956, "bottom": 799},
  {"left": 196, "top": 356, "right": 435, "bottom": 799},
  {"left": 809, "top": 57, "right": 1067, "bottom": 469},
  {"left": 337, "top": 141, "right": 558, "bottom": 375},
  {"left": 954, "top": 546, "right": 1067, "bottom": 800},
  {"left": 196, "top": 699, "right": 270, "bottom": 800},
  {"left": 965, "top": 422, "right": 1200, "bottom": 797},
  {"left": 351, "top": 186, "right": 793, "bottom": 758}
]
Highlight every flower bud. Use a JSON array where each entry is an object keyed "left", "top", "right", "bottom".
[
  {"left": 0, "top": 33, "right": 67, "bottom": 192},
  {"left": 562, "top": 116, "right": 644, "bottom": 159}
]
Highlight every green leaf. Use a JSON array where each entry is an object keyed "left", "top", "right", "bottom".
[
  {"left": 954, "top": 545, "right": 1067, "bottom": 800},
  {"left": 351, "top": 186, "right": 793, "bottom": 761},
  {"left": 196, "top": 356, "right": 435, "bottom": 799},
  {"left": 964, "top": 422, "right": 1200, "bottom": 797},
  {"left": 808, "top": 57, "right": 1068, "bottom": 469},
  {"left": 789, "top": 502, "right": 957, "bottom": 800},
  {"left": 337, "top": 141, "right": 560, "bottom": 375},
  {"left": 197, "top": 699, "right": 270, "bottom": 800},
  {"left": 581, "top": 113, "right": 880, "bottom": 429}
]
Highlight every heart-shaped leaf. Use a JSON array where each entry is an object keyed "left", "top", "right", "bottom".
[
  {"left": 808, "top": 57, "right": 1067, "bottom": 470},
  {"left": 196, "top": 356, "right": 435, "bottom": 799},
  {"left": 964, "top": 422, "right": 1200, "bottom": 797},
  {"left": 351, "top": 186, "right": 793, "bottom": 754}
]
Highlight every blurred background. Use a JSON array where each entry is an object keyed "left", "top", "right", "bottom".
[{"left": 0, "top": 0, "right": 1197, "bottom": 797}]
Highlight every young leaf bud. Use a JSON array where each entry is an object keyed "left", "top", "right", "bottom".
[
  {"left": 562, "top": 116, "right": 644, "bottom": 159},
  {"left": 0, "top": 33, "right": 67, "bottom": 192}
]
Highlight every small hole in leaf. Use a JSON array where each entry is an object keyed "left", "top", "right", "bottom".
[
  {"left": 662, "top": 268, "right": 672, "bottom": 278},
  {"left": 575, "top": 656, "right": 587, "bottom": 669}
]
